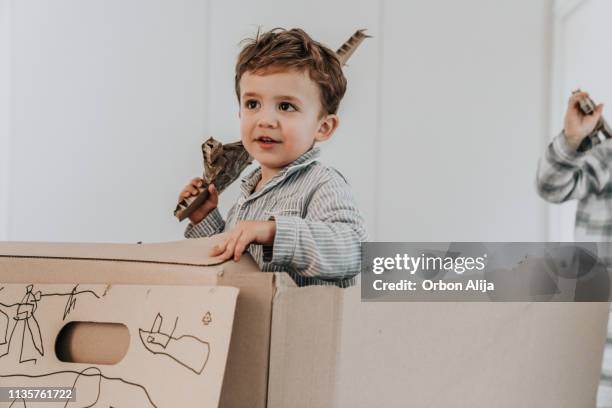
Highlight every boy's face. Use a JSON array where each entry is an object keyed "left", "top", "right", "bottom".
[{"left": 238, "top": 68, "right": 338, "bottom": 174}]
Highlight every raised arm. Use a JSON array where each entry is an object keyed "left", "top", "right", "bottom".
[{"left": 536, "top": 91, "right": 609, "bottom": 203}]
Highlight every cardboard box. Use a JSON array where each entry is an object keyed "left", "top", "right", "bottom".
[{"left": 0, "top": 238, "right": 609, "bottom": 407}]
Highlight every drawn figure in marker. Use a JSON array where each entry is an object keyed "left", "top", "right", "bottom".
[
  {"left": 0, "top": 289, "right": 23, "bottom": 361},
  {"left": 0, "top": 285, "right": 44, "bottom": 364},
  {"left": 0, "top": 284, "right": 102, "bottom": 364},
  {"left": 1, "top": 306, "right": 8, "bottom": 345},
  {"left": 139, "top": 313, "right": 210, "bottom": 375}
]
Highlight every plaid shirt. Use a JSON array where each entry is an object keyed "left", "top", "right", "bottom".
[
  {"left": 537, "top": 131, "right": 612, "bottom": 407},
  {"left": 537, "top": 131, "right": 612, "bottom": 248},
  {"left": 184, "top": 145, "right": 368, "bottom": 288}
]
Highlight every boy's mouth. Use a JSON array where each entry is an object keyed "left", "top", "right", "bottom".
[{"left": 255, "top": 136, "right": 281, "bottom": 145}]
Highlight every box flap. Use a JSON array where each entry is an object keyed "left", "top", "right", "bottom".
[
  {"left": 0, "top": 238, "right": 272, "bottom": 408},
  {"left": 0, "top": 283, "right": 239, "bottom": 407},
  {"left": 0, "top": 238, "right": 229, "bottom": 267}
]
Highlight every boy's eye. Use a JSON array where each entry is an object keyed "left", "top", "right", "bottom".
[
  {"left": 278, "top": 102, "right": 296, "bottom": 112},
  {"left": 245, "top": 99, "right": 259, "bottom": 109}
]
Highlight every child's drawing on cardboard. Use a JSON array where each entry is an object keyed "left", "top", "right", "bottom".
[
  {"left": 138, "top": 313, "right": 211, "bottom": 375},
  {"left": 0, "top": 284, "right": 103, "bottom": 365},
  {"left": 0, "top": 283, "right": 239, "bottom": 407}
]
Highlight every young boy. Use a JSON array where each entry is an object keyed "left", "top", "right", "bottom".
[
  {"left": 536, "top": 91, "right": 612, "bottom": 405},
  {"left": 179, "top": 28, "right": 368, "bottom": 288}
]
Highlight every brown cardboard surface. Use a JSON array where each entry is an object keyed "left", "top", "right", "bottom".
[
  {"left": 267, "top": 279, "right": 342, "bottom": 407},
  {"left": 0, "top": 283, "right": 238, "bottom": 407},
  {"left": 0, "top": 237, "right": 226, "bottom": 266},
  {"left": 0, "top": 238, "right": 272, "bottom": 408},
  {"left": 1, "top": 239, "right": 609, "bottom": 407},
  {"left": 333, "top": 288, "right": 608, "bottom": 408},
  {"left": 267, "top": 281, "right": 609, "bottom": 408}
]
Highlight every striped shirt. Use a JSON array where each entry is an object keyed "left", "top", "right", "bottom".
[
  {"left": 184, "top": 145, "right": 368, "bottom": 288},
  {"left": 536, "top": 131, "right": 612, "bottom": 407}
]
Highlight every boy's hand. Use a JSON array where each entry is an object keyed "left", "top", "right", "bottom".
[
  {"left": 178, "top": 178, "right": 219, "bottom": 224},
  {"left": 564, "top": 91, "right": 604, "bottom": 150},
  {"left": 209, "top": 220, "right": 276, "bottom": 262}
]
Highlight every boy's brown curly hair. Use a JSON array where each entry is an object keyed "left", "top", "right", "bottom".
[{"left": 235, "top": 28, "right": 347, "bottom": 117}]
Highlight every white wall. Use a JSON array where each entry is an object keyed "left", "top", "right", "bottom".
[
  {"left": 378, "top": 0, "right": 552, "bottom": 241},
  {"left": 0, "top": 0, "right": 552, "bottom": 243},
  {"left": 0, "top": 0, "right": 11, "bottom": 241},
  {"left": 6, "top": 0, "right": 209, "bottom": 242}
]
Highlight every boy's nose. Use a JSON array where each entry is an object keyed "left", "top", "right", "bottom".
[{"left": 256, "top": 110, "right": 279, "bottom": 129}]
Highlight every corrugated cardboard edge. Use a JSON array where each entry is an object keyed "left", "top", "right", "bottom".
[
  {"left": 267, "top": 273, "right": 345, "bottom": 408},
  {"left": 0, "top": 238, "right": 230, "bottom": 267}
]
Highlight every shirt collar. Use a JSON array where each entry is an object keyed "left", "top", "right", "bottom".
[{"left": 240, "top": 146, "right": 321, "bottom": 198}]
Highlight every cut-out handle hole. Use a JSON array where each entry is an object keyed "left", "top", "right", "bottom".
[{"left": 55, "top": 322, "right": 129, "bottom": 365}]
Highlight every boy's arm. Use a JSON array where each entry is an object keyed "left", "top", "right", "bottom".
[
  {"left": 262, "top": 170, "right": 367, "bottom": 281},
  {"left": 185, "top": 207, "right": 228, "bottom": 238},
  {"left": 536, "top": 131, "right": 610, "bottom": 203}
]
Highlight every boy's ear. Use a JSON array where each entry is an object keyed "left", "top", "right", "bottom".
[{"left": 315, "top": 114, "right": 339, "bottom": 142}]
